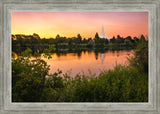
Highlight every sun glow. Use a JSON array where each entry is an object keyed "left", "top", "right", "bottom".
[{"left": 12, "top": 12, "right": 148, "bottom": 38}]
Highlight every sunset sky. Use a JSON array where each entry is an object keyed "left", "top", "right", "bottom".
[{"left": 11, "top": 12, "right": 148, "bottom": 39}]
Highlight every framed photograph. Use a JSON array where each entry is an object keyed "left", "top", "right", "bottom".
[{"left": 0, "top": 0, "right": 160, "bottom": 114}]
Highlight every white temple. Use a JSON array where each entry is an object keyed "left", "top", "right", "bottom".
[
  {"left": 99, "top": 26, "right": 111, "bottom": 42},
  {"left": 100, "top": 26, "right": 106, "bottom": 39}
]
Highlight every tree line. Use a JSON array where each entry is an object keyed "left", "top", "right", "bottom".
[
  {"left": 12, "top": 33, "right": 147, "bottom": 46},
  {"left": 12, "top": 36, "right": 148, "bottom": 102},
  {"left": 12, "top": 33, "right": 148, "bottom": 55}
]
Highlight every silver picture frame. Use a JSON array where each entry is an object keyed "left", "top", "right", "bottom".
[{"left": 0, "top": 0, "right": 160, "bottom": 114}]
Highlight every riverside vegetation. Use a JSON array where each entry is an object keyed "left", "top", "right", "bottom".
[
  {"left": 12, "top": 33, "right": 148, "bottom": 102},
  {"left": 12, "top": 33, "right": 141, "bottom": 53}
]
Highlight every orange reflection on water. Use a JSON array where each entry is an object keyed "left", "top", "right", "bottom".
[{"left": 43, "top": 50, "right": 134, "bottom": 77}]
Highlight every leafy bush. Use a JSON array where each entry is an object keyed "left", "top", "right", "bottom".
[
  {"left": 12, "top": 57, "right": 50, "bottom": 102},
  {"left": 128, "top": 36, "right": 148, "bottom": 73},
  {"left": 12, "top": 41, "right": 148, "bottom": 102}
]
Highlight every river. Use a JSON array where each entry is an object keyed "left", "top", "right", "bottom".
[{"left": 41, "top": 50, "right": 134, "bottom": 77}]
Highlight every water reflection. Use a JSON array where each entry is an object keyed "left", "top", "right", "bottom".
[
  {"left": 100, "top": 53, "right": 105, "bottom": 64},
  {"left": 42, "top": 50, "right": 133, "bottom": 77}
]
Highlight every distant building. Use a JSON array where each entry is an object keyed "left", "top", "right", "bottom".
[
  {"left": 100, "top": 26, "right": 111, "bottom": 42},
  {"left": 100, "top": 26, "right": 106, "bottom": 39}
]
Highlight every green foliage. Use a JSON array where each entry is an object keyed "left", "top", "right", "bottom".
[
  {"left": 65, "top": 65, "right": 148, "bottom": 102},
  {"left": 12, "top": 58, "right": 148, "bottom": 102},
  {"left": 33, "top": 51, "right": 41, "bottom": 58},
  {"left": 49, "top": 44, "right": 56, "bottom": 52},
  {"left": 12, "top": 33, "right": 145, "bottom": 54},
  {"left": 12, "top": 48, "right": 50, "bottom": 102},
  {"left": 12, "top": 37, "right": 148, "bottom": 102},
  {"left": 12, "top": 57, "right": 50, "bottom": 102},
  {"left": 21, "top": 48, "right": 32, "bottom": 57},
  {"left": 43, "top": 49, "right": 52, "bottom": 59},
  {"left": 43, "top": 44, "right": 56, "bottom": 59},
  {"left": 94, "top": 38, "right": 106, "bottom": 47},
  {"left": 128, "top": 36, "right": 148, "bottom": 73},
  {"left": 115, "top": 35, "right": 124, "bottom": 44}
]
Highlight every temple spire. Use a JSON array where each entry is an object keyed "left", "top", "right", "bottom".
[{"left": 100, "top": 25, "right": 106, "bottom": 38}]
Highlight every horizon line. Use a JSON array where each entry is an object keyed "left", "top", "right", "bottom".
[{"left": 11, "top": 33, "right": 148, "bottom": 39}]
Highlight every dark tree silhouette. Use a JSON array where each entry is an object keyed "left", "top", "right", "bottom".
[
  {"left": 95, "top": 32, "right": 99, "bottom": 39},
  {"left": 56, "top": 34, "right": 60, "bottom": 39},
  {"left": 140, "top": 34, "right": 145, "bottom": 41}
]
